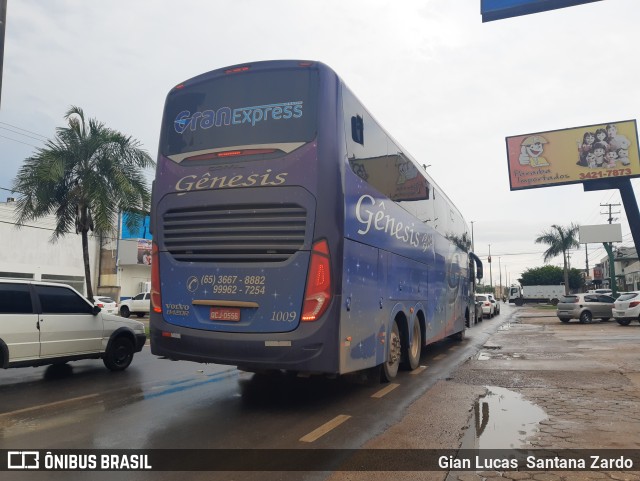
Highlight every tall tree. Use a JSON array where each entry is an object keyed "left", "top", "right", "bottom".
[
  {"left": 12, "top": 106, "right": 155, "bottom": 301},
  {"left": 535, "top": 223, "right": 580, "bottom": 294}
]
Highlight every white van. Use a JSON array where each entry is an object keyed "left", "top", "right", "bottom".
[{"left": 0, "top": 279, "right": 146, "bottom": 371}]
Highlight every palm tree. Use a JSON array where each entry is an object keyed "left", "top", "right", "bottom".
[
  {"left": 12, "top": 106, "right": 155, "bottom": 301},
  {"left": 535, "top": 223, "right": 580, "bottom": 295}
]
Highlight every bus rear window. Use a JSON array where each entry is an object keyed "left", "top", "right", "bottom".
[{"left": 160, "top": 68, "right": 318, "bottom": 160}]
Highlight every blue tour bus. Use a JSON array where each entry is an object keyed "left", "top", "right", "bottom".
[{"left": 150, "top": 60, "right": 478, "bottom": 381}]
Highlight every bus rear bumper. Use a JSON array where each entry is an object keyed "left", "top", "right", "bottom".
[{"left": 150, "top": 318, "right": 338, "bottom": 374}]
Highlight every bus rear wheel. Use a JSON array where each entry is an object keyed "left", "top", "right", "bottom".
[
  {"left": 381, "top": 320, "right": 401, "bottom": 382},
  {"left": 401, "top": 318, "right": 422, "bottom": 371}
]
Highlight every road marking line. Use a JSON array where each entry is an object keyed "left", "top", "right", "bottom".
[
  {"left": 410, "top": 365, "right": 428, "bottom": 375},
  {"left": 432, "top": 354, "right": 446, "bottom": 361},
  {"left": 0, "top": 393, "right": 100, "bottom": 418},
  {"left": 371, "top": 383, "right": 400, "bottom": 398},
  {"left": 299, "top": 414, "right": 351, "bottom": 443}
]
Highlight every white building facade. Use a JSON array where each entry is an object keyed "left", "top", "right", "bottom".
[{"left": 0, "top": 199, "right": 150, "bottom": 301}]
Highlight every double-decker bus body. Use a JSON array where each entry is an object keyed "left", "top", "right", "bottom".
[{"left": 150, "top": 60, "right": 471, "bottom": 378}]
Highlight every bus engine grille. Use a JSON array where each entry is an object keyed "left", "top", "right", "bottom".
[{"left": 162, "top": 204, "right": 307, "bottom": 263}]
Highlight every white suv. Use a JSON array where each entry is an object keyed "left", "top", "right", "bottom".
[
  {"left": 0, "top": 279, "right": 146, "bottom": 371},
  {"left": 119, "top": 292, "right": 151, "bottom": 318}
]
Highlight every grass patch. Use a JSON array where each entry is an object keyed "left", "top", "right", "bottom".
[{"left": 532, "top": 304, "right": 557, "bottom": 310}]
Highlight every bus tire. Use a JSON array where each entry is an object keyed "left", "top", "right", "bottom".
[
  {"left": 449, "top": 329, "right": 465, "bottom": 341},
  {"left": 401, "top": 318, "right": 422, "bottom": 371},
  {"left": 381, "top": 320, "right": 401, "bottom": 382}
]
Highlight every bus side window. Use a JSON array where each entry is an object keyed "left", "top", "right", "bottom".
[{"left": 351, "top": 115, "right": 364, "bottom": 145}]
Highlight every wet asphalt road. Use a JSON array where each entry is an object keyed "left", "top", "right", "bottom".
[{"left": 0, "top": 305, "right": 515, "bottom": 480}]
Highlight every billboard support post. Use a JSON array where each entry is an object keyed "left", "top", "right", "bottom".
[
  {"left": 602, "top": 242, "right": 617, "bottom": 298},
  {"left": 618, "top": 178, "right": 640, "bottom": 260}
]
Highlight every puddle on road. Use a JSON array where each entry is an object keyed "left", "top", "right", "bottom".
[{"left": 460, "top": 386, "right": 547, "bottom": 449}]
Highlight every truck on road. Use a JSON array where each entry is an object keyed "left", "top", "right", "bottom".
[{"left": 509, "top": 284, "right": 565, "bottom": 306}]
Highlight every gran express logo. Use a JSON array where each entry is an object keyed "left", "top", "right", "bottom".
[{"left": 174, "top": 101, "right": 304, "bottom": 133}]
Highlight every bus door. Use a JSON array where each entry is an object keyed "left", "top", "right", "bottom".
[{"left": 339, "top": 239, "right": 386, "bottom": 373}]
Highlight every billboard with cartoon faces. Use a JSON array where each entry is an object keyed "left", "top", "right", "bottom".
[{"left": 506, "top": 120, "right": 639, "bottom": 191}]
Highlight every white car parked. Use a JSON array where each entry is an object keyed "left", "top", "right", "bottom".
[
  {"left": 0, "top": 279, "right": 146, "bottom": 371},
  {"left": 119, "top": 292, "right": 151, "bottom": 318},
  {"left": 613, "top": 291, "right": 640, "bottom": 326},
  {"left": 487, "top": 293, "right": 501, "bottom": 315},
  {"left": 93, "top": 295, "right": 118, "bottom": 315},
  {"left": 475, "top": 294, "right": 495, "bottom": 318}
]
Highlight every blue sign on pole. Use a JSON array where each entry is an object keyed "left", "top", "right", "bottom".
[{"left": 481, "top": 0, "right": 602, "bottom": 22}]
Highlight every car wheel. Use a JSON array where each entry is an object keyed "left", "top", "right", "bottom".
[
  {"left": 616, "top": 318, "right": 632, "bottom": 326},
  {"left": 135, "top": 312, "right": 145, "bottom": 318},
  {"left": 401, "top": 318, "right": 422, "bottom": 371},
  {"left": 579, "top": 311, "right": 592, "bottom": 323},
  {"left": 120, "top": 306, "right": 130, "bottom": 318},
  {"left": 381, "top": 320, "right": 401, "bottom": 382},
  {"left": 103, "top": 337, "right": 134, "bottom": 371},
  {"left": 601, "top": 318, "right": 610, "bottom": 322},
  {"left": 559, "top": 318, "right": 571, "bottom": 323}
]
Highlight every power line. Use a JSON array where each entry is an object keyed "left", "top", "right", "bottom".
[
  {"left": 0, "top": 125, "right": 46, "bottom": 143},
  {"left": 0, "top": 133, "right": 40, "bottom": 148},
  {"left": 0, "top": 121, "right": 48, "bottom": 139}
]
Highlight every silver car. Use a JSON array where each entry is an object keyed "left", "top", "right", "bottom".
[{"left": 556, "top": 293, "right": 615, "bottom": 323}]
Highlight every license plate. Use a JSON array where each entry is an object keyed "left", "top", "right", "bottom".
[{"left": 210, "top": 307, "right": 241, "bottom": 322}]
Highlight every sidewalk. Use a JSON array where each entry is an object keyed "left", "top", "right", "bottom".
[{"left": 329, "top": 307, "right": 640, "bottom": 481}]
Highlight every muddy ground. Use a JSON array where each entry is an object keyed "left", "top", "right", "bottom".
[{"left": 329, "top": 306, "right": 640, "bottom": 481}]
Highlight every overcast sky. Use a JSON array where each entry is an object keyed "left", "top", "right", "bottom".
[{"left": 2, "top": 0, "right": 639, "bottom": 285}]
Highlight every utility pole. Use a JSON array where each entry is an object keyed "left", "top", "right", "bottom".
[
  {"left": 488, "top": 244, "right": 493, "bottom": 294},
  {"left": 498, "top": 257, "right": 502, "bottom": 299},
  {"left": 585, "top": 244, "right": 589, "bottom": 287},
  {"left": 600, "top": 202, "right": 621, "bottom": 224},
  {"left": 600, "top": 202, "right": 621, "bottom": 295},
  {"left": 0, "top": 0, "right": 7, "bottom": 108}
]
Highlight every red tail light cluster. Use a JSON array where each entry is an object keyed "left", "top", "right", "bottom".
[
  {"left": 629, "top": 301, "right": 640, "bottom": 308},
  {"left": 225, "top": 66, "right": 250, "bottom": 74},
  {"left": 301, "top": 240, "right": 332, "bottom": 322},
  {"left": 183, "top": 148, "right": 277, "bottom": 162},
  {"left": 151, "top": 242, "right": 162, "bottom": 313}
]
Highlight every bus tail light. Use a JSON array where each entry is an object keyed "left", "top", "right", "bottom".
[
  {"left": 151, "top": 242, "right": 162, "bottom": 313},
  {"left": 301, "top": 240, "right": 331, "bottom": 322},
  {"left": 183, "top": 148, "right": 277, "bottom": 162},
  {"left": 225, "top": 66, "right": 250, "bottom": 74}
]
